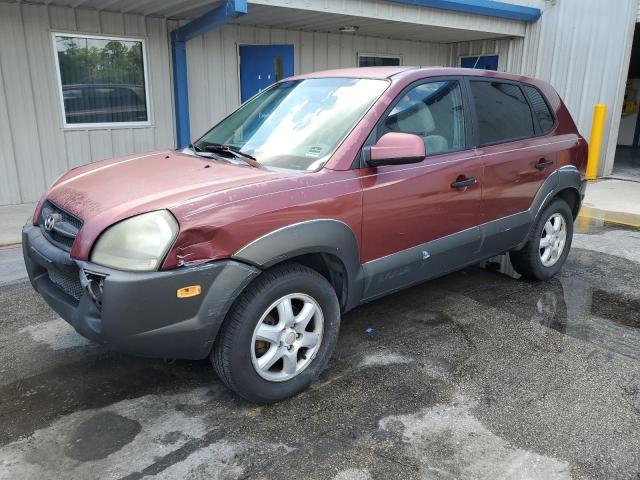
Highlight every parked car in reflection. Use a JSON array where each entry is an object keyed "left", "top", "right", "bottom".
[{"left": 62, "top": 83, "right": 147, "bottom": 124}]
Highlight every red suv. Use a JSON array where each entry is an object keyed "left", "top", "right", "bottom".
[{"left": 23, "top": 67, "right": 587, "bottom": 403}]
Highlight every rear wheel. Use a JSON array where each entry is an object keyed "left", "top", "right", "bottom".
[
  {"left": 510, "top": 198, "right": 573, "bottom": 280},
  {"left": 211, "top": 263, "right": 340, "bottom": 403}
]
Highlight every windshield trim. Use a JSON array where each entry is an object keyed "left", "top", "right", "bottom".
[{"left": 193, "top": 77, "right": 391, "bottom": 173}]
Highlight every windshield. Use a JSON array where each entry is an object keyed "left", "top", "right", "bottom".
[{"left": 194, "top": 77, "right": 389, "bottom": 171}]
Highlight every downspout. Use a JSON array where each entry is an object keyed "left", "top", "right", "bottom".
[{"left": 171, "top": 0, "right": 248, "bottom": 148}]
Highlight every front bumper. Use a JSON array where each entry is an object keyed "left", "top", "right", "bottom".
[{"left": 22, "top": 223, "right": 260, "bottom": 359}]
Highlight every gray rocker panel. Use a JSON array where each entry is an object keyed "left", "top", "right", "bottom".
[{"left": 361, "top": 226, "right": 481, "bottom": 301}]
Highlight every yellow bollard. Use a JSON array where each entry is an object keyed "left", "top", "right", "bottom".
[{"left": 586, "top": 103, "right": 607, "bottom": 180}]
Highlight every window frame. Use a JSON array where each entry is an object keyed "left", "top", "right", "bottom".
[
  {"left": 51, "top": 31, "right": 152, "bottom": 129},
  {"left": 356, "top": 76, "right": 474, "bottom": 169},
  {"left": 464, "top": 77, "right": 550, "bottom": 148},
  {"left": 357, "top": 52, "right": 403, "bottom": 68},
  {"left": 459, "top": 54, "right": 499, "bottom": 71}
]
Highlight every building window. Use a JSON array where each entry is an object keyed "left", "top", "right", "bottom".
[
  {"left": 460, "top": 55, "right": 499, "bottom": 71},
  {"left": 358, "top": 54, "right": 402, "bottom": 67},
  {"left": 53, "top": 33, "right": 149, "bottom": 127}
]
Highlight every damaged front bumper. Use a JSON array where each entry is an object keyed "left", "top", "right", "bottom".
[{"left": 22, "top": 222, "right": 260, "bottom": 360}]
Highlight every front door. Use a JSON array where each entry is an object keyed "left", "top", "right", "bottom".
[
  {"left": 239, "top": 44, "right": 294, "bottom": 103},
  {"left": 360, "top": 79, "right": 483, "bottom": 300}
]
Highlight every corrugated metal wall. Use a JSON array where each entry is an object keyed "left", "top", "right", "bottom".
[
  {"left": 452, "top": 0, "right": 638, "bottom": 175},
  {"left": 518, "top": 0, "right": 637, "bottom": 175},
  {"left": 0, "top": 3, "right": 176, "bottom": 206},
  {"left": 185, "top": 25, "right": 452, "bottom": 138}
]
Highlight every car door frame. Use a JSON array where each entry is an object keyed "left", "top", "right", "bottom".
[
  {"left": 460, "top": 76, "right": 559, "bottom": 259},
  {"left": 356, "top": 75, "right": 476, "bottom": 168},
  {"left": 355, "top": 75, "right": 486, "bottom": 301}
]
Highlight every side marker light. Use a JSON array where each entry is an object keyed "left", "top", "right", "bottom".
[{"left": 177, "top": 285, "right": 202, "bottom": 298}]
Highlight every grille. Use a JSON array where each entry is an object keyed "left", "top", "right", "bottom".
[
  {"left": 49, "top": 270, "right": 84, "bottom": 301},
  {"left": 40, "top": 201, "right": 83, "bottom": 251}
]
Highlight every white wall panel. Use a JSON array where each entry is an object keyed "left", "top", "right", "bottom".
[
  {"left": 0, "top": 3, "right": 175, "bottom": 205},
  {"left": 186, "top": 24, "right": 451, "bottom": 138},
  {"left": 519, "top": 0, "right": 638, "bottom": 175}
]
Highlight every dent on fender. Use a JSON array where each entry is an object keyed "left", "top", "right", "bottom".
[{"left": 168, "top": 225, "right": 230, "bottom": 268}]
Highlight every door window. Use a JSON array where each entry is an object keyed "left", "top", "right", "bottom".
[
  {"left": 379, "top": 80, "right": 465, "bottom": 155},
  {"left": 469, "top": 81, "right": 535, "bottom": 145}
]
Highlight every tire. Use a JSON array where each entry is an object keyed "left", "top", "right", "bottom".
[
  {"left": 211, "top": 262, "right": 340, "bottom": 404},
  {"left": 510, "top": 198, "right": 574, "bottom": 281}
]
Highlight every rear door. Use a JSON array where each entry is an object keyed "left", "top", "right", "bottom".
[
  {"left": 467, "top": 79, "right": 557, "bottom": 255},
  {"left": 360, "top": 78, "right": 483, "bottom": 300}
]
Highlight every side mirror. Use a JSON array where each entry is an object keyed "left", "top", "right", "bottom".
[{"left": 367, "top": 132, "right": 426, "bottom": 167}]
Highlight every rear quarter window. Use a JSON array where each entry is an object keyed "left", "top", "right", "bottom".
[
  {"left": 521, "top": 85, "right": 555, "bottom": 133},
  {"left": 469, "top": 81, "right": 535, "bottom": 145}
]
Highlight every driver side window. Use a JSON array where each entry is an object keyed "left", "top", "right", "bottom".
[{"left": 379, "top": 80, "right": 465, "bottom": 155}]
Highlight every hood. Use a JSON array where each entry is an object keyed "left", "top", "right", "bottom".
[{"left": 37, "top": 150, "right": 287, "bottom": 259}]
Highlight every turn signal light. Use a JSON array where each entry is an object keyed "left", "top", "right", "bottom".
[{"left": 177, "top": 285, "right": 202, "bottom": 298}]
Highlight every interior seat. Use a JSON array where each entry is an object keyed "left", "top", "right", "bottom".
[{"left": 394, "top": 102, "right": 449, "bottom": 154}]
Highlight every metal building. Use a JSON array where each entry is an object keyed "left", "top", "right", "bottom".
[{"left": 0, "top": 0, "right": 637, "bottom": 207}]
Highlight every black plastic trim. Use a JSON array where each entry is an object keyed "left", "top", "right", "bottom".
[
  {"left": 23, "top": 223, "right": 260, "bottom": 360},
  {"left": 361, "top": 226, "right": 481, "bottom": 301},
  {"left": 232, "top": 219, "right": 364, "bottom": 310}
]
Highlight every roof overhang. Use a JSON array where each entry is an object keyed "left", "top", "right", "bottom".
[
  {"left": 233, "top": 0, "right": 528, "bottom": 42},
  {"left": 7, "top": 0, "right": 532, "bottom": 41}
]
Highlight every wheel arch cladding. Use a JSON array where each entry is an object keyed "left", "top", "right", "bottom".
[
  {"left": 530, "top": 166, "right": 582, "bottom": 221},
  {"left": 232, "top": 220, "right": 364, "bottom": 311}
]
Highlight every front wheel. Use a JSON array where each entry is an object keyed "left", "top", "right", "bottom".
[
  {"left": 510, "top": 198, "right": 574, "bottom": 281},
  {"left": 211, "top": 263, "right": 340, "bottom": 403}
]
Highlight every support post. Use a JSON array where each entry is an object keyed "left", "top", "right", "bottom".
[
  {"left": 171, "top": 0, "right": 248, "bottom": 148},
  {"left": 586, "top": 103, "right": 607, "bottom": 180}
]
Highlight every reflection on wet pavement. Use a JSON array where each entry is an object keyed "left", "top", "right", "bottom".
[{"left": 478, "top": 217, "right": 640, "bottom": 363}]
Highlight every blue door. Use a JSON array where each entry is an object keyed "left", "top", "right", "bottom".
[
  {"left": 239, "top": 44, "right": 294, "bottom": 103},
  {"left": 460, "top": 55, "right": 499, "bottom": 71}
]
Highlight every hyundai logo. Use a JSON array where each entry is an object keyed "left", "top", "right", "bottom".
[{"left": 44, "top": 215, "right": 56, "bottom": 232}]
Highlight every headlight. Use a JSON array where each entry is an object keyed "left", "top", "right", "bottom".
[{"left": 91, "top": 210, "right": 179, "bottom": 271}]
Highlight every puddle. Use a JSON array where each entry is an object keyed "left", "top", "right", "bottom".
[{"left": 480, "top": 251, "right": 640, "bottom": 362}]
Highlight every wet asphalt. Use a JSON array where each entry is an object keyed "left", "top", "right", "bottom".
[{"left": 0, "top": 219, "right": 639, "bottom": 479}]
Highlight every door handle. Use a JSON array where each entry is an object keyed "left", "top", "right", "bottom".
[
  {"left": 451, "top": 177, "right": 477, "bottom": 189},
  {"left": 535, "top": 159, "right": 554, "bottom": 170}
]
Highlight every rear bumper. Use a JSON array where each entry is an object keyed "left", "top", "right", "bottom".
[{"left": 22, "top": 223, "right": 260, "bottom": 360}]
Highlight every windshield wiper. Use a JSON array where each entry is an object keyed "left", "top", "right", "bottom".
[
  {"left": 187, "top": 143, "right": 211, "bottom": 158},
  {"left": 202, "top": 144, "right": 259, "bottom": 167}
]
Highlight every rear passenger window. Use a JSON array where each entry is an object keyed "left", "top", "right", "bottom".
[
  {"left": 522, "top": 85, "right": 555, "bottom": 133},
  {"left": 380, "top": 80, "right": 465, "bottom": 155},
  {"left": 470, "top": 81, "right": 535, "bottom": 145}
]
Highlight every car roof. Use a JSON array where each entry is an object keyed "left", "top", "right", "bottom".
[
  {"left": 290, "top": 66, "right": 544, "bottom": 84},
  {"left": 290, "top": 66, "right": 414, "bottom": 80}
]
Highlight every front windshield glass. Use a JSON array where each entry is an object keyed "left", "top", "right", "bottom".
[{"left": 194, "top": 77, "right": 389, "bottom": 171}]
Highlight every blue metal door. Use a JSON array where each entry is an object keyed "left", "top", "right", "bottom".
[
  {"left": 460, "top": 55, "right": 499, "bottom": 71},
  {"left": 239, "top": 44, "right": 294, "bottom": 102}
]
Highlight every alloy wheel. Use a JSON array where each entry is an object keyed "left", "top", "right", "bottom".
[
  {"left": 251, "top": 293, "right": 324, "bottom": 382},
  {"left": 539, "top": 213, "right": 567, "bottom": 267}
]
